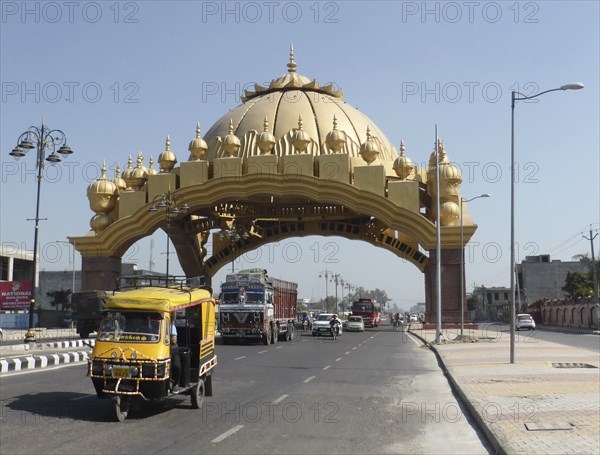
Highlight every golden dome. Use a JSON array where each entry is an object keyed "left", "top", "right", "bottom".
[
  {"left": 325, "top": 115, "right": 347, "bottom": 153},
  {"left": 359, "top": 126, "right": 380, "bottom": 165},
  {"left": 128, "top": 152, "right": 147, "bottom": 189},
  {"left": 257, "top": 116, "right": 276, "bottom": 154},
  {"left": 113, "top": 163, "right": 127, "bottom": 193},
  {"left": 121, "top": 155, "right": 134, "bottom": 184},
  {"left": 292, "top": 115, "right": 311, "bottom": 153},
  {"left": 188, "top": 122, "right": 208, "bottom": 160},
  {"left": 88, "top": 161, "right": 117, "bottom": 197},
  {"left": 158, "top": 135, "right": 177, "bottom": 172},
  {"left": 222, "top": 119, "right": 241, "bottom": 157},
  {"left": 203, "top": 49, "right": 397, "bottom": 161},
  {"left": 146, "top": 155, "right": 159, "bottom": 176},
  {"left": 393, "top": 140, "right": 416, "bottom": 179}
]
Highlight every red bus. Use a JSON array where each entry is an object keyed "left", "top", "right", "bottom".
[{"left": 351, "top": 299, "right": 381, "bottom": 327}]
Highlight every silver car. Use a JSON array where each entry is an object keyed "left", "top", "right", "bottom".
[
  {"left": 346, "top": 316, "right": 364, "bottom": 332},
  {"left": 515, "top": 314, "right": 536, "bottom": 331}
]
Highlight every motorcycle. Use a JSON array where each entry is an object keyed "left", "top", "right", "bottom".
[{"left": 329, "top": 322, "right": 340, "bottom": 340}]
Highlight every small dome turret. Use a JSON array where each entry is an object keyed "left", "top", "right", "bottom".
[
  {"left": 325, "top": 115, "right": 346, "bottom": 153},
  {"left": 188, "top": 122, "right": 208, "bottom": 160},
  {"left": 393, "top": 140, "right": 416, "bottom": 179},
  {"left": 222, "top": 119, "right": 241, "bottom": 157},
  {"left": 113, "top": 163, "right": 127, "bottom": 193},
  {"left": 128, "top": 151, "right": 148, "bottom": 189},
  {"left": 146, "top": 155, "right": 159, "bottom": 176},
  {"left": 257, "top": 116, "right": 276, "bottom": 155},
  {"left": 360, "top": 126, "right": 380, "bottom": 164},
  {"left": 292, "top": 115, "right": 311, "bottom": 153},
  {"left": 158, "top": 135, "right": 177, "bottom": 172}
]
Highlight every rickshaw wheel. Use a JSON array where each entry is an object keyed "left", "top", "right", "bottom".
[
  {"left": 191, "top": 379, "right": 205, "bottom": 409},
  {"left": 114, "top": 396, "right": 129, "bottom": 422}
]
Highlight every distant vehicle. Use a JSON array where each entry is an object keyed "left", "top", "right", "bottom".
[
  {"left": 351, "top": 299, "right": 382, "bottom": 327},
  {"left": 346, "top": 316, "right": 365, "bottom": 332},
  {"left": 409, "top": 314, "right": 418, "bottom": 323},
  {"left": 312, "top": 313, "right": 343, "bottom": 337},
  {"left": 71, "top": 290, "right": 109, "bottom": 338},
  {"left": 219, "top": 269, "right": 298, "bottom": 345},
  {"left": 515, "top": 314, "right": 536, "bottom": 331}
]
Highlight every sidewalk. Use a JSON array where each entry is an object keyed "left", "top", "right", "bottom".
[
  {"left": 0, "top": 328, "right": 93, "bottom": 373},
  {"left": 410, "top": 325, "right": 600, "bottom": 455}
]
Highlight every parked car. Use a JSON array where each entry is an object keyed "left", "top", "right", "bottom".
[
  {"left": 515, "top": 314, "right": 536, "bottom": 331},
  {"left": 312, "top": 313, "right": 342, "bottom": 337},
  {"left": 409, "top": 314, "right": 418, "bottom": 323},
  {"left": 346, "top": 316, "right": 365, "bottom": 332}
]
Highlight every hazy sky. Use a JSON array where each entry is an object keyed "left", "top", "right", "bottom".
[{"left": 1, "top": 1, "right": 598, "bottom": 308}]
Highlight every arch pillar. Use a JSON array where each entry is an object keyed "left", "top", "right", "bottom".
[
  {"left": 82, "top": 256, "right": 121, "bottom": 291},
  {"left": 424, "top": 247, "right": 466, "bottom": 324}
]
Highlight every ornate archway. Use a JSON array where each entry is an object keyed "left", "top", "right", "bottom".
[{"left": 70, "top": 49, "right": 478, "bottom": 323}]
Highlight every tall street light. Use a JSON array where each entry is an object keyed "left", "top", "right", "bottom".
[
  {"left": 510, "top": 82, "right": 583, "bottom": 363},
  {"left": 460, "top": 194, "right": 490, "bottom": 337},
  {"left": 331, "top": 273, "right": 342, "bottom": 314},
  {"left": 319, "top": 270, "right": 331, "bottom": 312},
  {"left": 149, "top": 191, "right": 189, "bottom": 285},
  {"left": 9, "top": 117, "right": 74, "bottom": 343}
]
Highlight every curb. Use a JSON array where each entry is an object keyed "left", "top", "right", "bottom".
[
  {"left": 408, "top": 329, "right": 505, "bottom": 455},
  {"left": 0, "top": 350, "right": 89, "bottom": 374}
]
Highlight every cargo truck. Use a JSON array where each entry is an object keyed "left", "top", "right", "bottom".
[
  {"left": 71, "top": 290, "right": 108, "bottom": 338},
  {"left": 219, "top": 269, "right": 297, "bottom": 345}
]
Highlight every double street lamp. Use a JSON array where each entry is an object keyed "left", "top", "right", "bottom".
[
  {"left": 459, "top": 194, "right": 490, "bottom": 337},
  {"left": 9, "top": 119, "right": 74, "bottom": 343},
  {"left": 149, "top": 191, "right": 189, "bottom": 284},
  {"left": 509, "top": 82, "right": 583, "bottom": 363}
]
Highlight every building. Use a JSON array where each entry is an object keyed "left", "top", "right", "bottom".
[
  {"left": 472, "top": 286, "right": 512, "bottom": 322},
  {"left": 517, "top": 255, "right": 588, "bottom": 304}
]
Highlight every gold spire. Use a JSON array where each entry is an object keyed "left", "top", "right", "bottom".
[
  {"left": 359, "top": 126, "right": 380, "bottom": 165},
  {"left": 325, "top": 115, "right": 346, "bottom": 153},
  {"left": 158, "top": 135, "right": 177, "bottom": 172},
  {"left": 222, "top": 118, "right": 241, "bottom": 157},
  {"left": 393, "top": 140, "right": 416, "bottom": 179},
  {"left": 287, "top": 43, "right": 297, "bottom": 73}
]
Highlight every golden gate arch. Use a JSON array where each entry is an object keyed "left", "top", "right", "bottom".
[{"left": 70, "top": 49, "right": 478, "bottom": 324}]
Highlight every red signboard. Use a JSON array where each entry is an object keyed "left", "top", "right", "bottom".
[{"left": 0, "top": 281, "right": 32, "bottom": 310}]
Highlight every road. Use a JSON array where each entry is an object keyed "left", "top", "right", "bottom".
[{"left": 0, "top": 324, "right": 490, "bottom": 454}]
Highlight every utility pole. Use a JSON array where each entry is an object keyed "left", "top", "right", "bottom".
[{"left": 582, "top": 226, "right": 599, "bottom": 309}]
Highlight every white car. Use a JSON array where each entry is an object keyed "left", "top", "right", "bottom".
[
  {"left": 346, "top": 316, "right": 364, "bottom": 332},
  {"left": 515, "top": 314, "right": 536, "bottom": 331},
  {"left": 312, "top": 314, "right": 342, "bottom": 337}
]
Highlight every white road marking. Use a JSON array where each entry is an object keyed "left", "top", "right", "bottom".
[
  {"left": 234, "top": 356, "right": 246, "bottom": 360},
  {"left": 276, "top": 346, "right": 283, "bottom": 349},
  {"left": 273, "top": 394, "right": 288, "bottom": 404},
  {"left": 345, "top": 351, "right": 351, "bottom": 355},
  {"left": 352, "top": 347, "right": 357, "bottom": 350},
  {"left": 407, "top": 333, "right": 421, "bottom": 347},
  {"left": 258, "top": 350, "right": 267, "bottom": 354},
  {"left": 303, "top": 376, "right": 316, "bottom": 383},
  {"left": 211, "top": 425, "right": 244, "bottom": 443},
  {"left": 323, "top": 365, "right": 331, "bottom": 370},
  {"left": 335, "top": 357, "right": 342, "bottom": 362}
]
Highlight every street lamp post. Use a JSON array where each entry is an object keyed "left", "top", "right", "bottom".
[
  {"left": 319, "top": 270, "right": 331, "bottom": 312},
  {"left": 149, "top": 191, "right": 189, "bottom": 284},
  {"left": 8, "top": 118, "right": 74, "bottom": 343},
  {"left": 459, "top": 194, "right": 490, "bottom": 337},
  {"left": 331, "top": 273, "right": 341, "bottom": 314},
  {"left": 510, "top": 82, "right": 583, "bottom": 363}
]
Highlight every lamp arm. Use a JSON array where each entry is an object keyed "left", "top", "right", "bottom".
[{"left": 513, "top": 87, "right": 564, "bottom": 102}]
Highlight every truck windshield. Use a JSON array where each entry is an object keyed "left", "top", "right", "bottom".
[
  {"left": 245, "top": 291, "right": 264, "bottom": 304},
  {"left": 97, "top": 311, "right": 161, "bottom": 342},
  {"left": 353, "top": 304, "right": 373, "bottom": 313},
  {"left": 222, "top": 293, "right": 240, "bottom": 304}
]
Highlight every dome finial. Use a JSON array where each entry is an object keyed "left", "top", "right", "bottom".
[
  {"left": 287, "top": 43, "right": 297, "bottom": 73},
  {"left": 101, "top": 160, "right": 107, "bottom": 178},
  {"left": 189, "top": 121, "right": 208, "bottom": 160},
  {"left": 195, "top": 122, "right": 201, "bottom": 138},
  {"left": 257, "top": 116, "right": 276, "bottom": 155},
  {"left": 263, "top": 116, "right": 270, "bottom": 132},
  {"left": 165, "top": 135, "right": 171, "bottom": 151},
  {"left": 400, "top": 140, "right": 406, "bottom": 155}
]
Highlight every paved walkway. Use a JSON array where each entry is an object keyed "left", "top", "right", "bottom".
[{"left": 410, "top": 325, "right": 600, "bottom": 455}]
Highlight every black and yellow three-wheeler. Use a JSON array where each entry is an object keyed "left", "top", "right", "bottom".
[{"left": 88, "top": 276, "right": 217, "bottom": 421}]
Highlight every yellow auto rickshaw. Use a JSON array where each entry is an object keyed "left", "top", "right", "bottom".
[{"left": 88, "top": 276, "right": 217, "bottom": 421}]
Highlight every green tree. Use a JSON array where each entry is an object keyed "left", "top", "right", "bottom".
[
  {"left": 562, "top": 271, "right": 593, "bottom": 299},
  {"left": 47, "top": 289, "right": 72, "bottom": 311}
]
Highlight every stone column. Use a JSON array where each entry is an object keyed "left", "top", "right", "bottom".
[
  {"left": 81, "top": 256, "right": 121, "bottom": 291},
  {"left": 424, "top": 247, "right": 465, "bottom": 324}
]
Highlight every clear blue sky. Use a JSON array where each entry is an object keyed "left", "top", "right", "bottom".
[{"left": 1, "top": 1, "right": 598, "bottom": 309}]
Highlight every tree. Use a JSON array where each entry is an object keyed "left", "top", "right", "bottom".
[
  {"left": 47, "top": 289, "right": 72, "bottom": 311},
  {"left": 562, "top": 271, "right": 593, "bottom": 299}
]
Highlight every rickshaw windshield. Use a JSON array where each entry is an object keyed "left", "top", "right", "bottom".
[{"left": 98, "top": 311, "right": 162, "bottom": 342}]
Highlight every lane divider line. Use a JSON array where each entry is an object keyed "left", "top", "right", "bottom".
[
  {"left": 211, "top": 425, "right": 244, "bottom": 444},
  {"left": 335, "top": 357, "right": 342, "bottom": 362},
  {"left": 303, "top": 376, "right": 316, "bottom": 383},
  {"left": 234, "top": 356, "right": 246, "bottom": 360},
  {"left": 273, "top": 394, "right": 288, "bottom": 404}
]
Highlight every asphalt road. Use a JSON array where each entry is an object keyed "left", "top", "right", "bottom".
[{"left": 0, "top": 325, "right": 491, "bottom": 455}]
